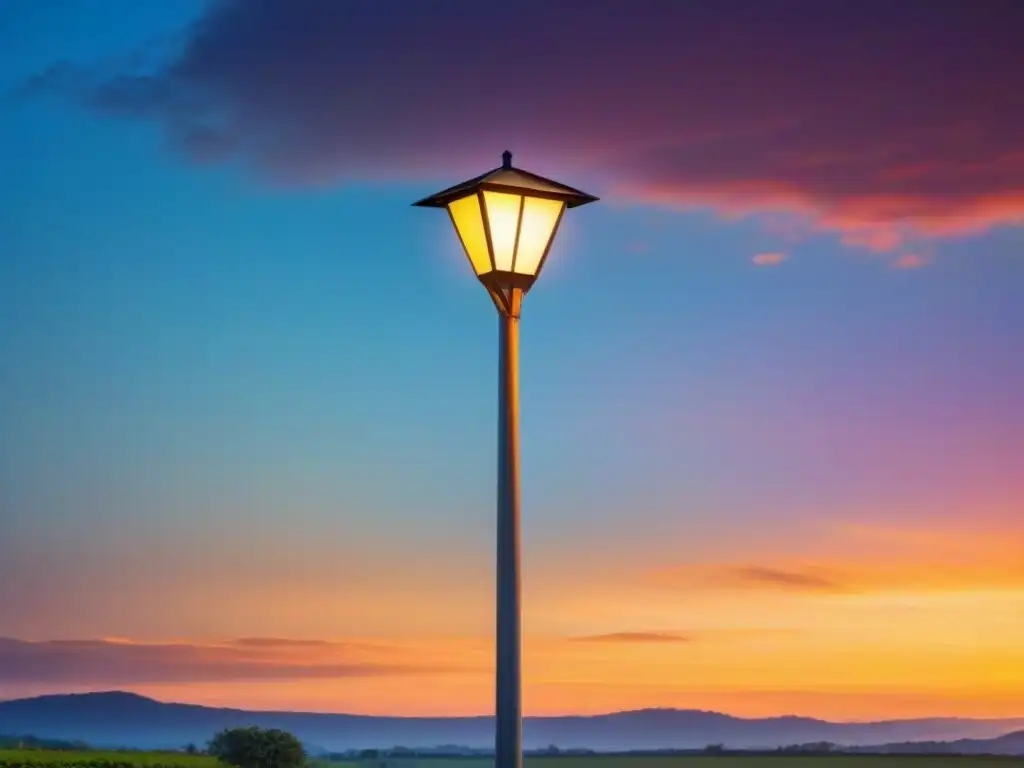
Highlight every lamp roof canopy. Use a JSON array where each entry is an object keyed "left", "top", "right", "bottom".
[{"left": 413, "top": 151, "right": 599, "bottom": 209}]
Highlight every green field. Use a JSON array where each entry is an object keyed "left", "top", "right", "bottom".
[
  {"left": 531, "top": 759, "right": 1024, "bottom": 768},
  {"left": 525, "top": 759, "right": 1024, "bottom": 768},
  {"left": 3, "top": 751, "right": 1024, "bottom": 768},
  {"left": 370, "top": 757, "right": 1024, "bottom": 768},
  {"left": 0, "top": 749, "right": 219, "bottom": 768}
]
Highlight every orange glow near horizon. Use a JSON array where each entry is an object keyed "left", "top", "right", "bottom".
[
  {"left": 14, "top": 616, "right": 1024, "bottom": 720},
  {"left": 9, "top": 516, "right": 1024, "bottom": 721}
]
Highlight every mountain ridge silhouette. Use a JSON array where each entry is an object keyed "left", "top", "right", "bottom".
[{"left": 1, "top": 691, "right": 1022, "bottom": 752}]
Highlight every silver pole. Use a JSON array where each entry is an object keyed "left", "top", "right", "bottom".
[{"left": 495, "top": 307, "right": 522, "bottom": 768}]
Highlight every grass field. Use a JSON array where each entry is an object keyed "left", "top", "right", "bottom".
[
  {"left": 534, "top": 759, "right": 1024, "bottom": 767},
  {"left": 0, "top": 749, "right": 219, "bottom": 768},
  {"left": 368, "top": 757, "right": 1024, "bottom": 768},
  {"left": 525, "top": 759, "right": 1024, "bottom": 768},
  {"left": 3, "top": 751, "right": 1024, "bottom": 768}
]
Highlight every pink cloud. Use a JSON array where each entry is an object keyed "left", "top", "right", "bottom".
[
  {"left": 752, "top": 252, "right": 788, "bottom": 266},
  {"left": 26, "top": 0, "right": 1024, "bottom": 251},
  {"left": 892, "top": 253, "right": 931, "bottom": 270}
]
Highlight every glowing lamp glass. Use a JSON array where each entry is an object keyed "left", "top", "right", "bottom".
[
  {"left": 513, "top": 197, "right": 563, "bottom": 275},
  {"left": 448, "top": 194, "right": 491, "bottom": 276},
  {"left": 447, "top": 192, "right": 565, "bottom": 279},
  {"left": 483, "top": 191, "right": 521, "bottom": 271}
]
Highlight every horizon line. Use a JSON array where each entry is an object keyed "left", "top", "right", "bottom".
[{"left": 5, "top": 690, "right": 1024, "bottom": 725}]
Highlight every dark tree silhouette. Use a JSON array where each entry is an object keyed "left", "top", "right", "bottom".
[{"left": 208, "top": 726, "right": 306, "bottom": 768}]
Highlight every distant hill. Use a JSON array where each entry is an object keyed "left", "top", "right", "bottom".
[
  {"left": 967, "top": 729, "right": 1024, "bottom": 754},
  {"left": 857, "top": 729, "right": 1024, "bottom": 756},
  {"left": 0, "top": 692, "right": 1022, "bottom": 752}
]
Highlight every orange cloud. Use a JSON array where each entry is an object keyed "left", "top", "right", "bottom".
[{"left": 570, "top": 632, "right": 691, "bottom": 644}]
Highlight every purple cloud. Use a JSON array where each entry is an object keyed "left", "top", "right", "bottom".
[
  {"left": 26, "top": 0, "right": 1024, "bottom": 249},
  {"left": 752, "top": 252, "right": 788, "bottom": 267},
  {"left": 0, "top": 638, "right": 473, "bottom": 685}
]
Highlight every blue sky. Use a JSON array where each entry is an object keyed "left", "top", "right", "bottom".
[{"left": 2, "top": 0, "right": 1023, "bottom": 719}]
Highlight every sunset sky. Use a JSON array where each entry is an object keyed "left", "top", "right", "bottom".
[{"left": 2, "top": 0, "right": 1023, "bottom": 722}]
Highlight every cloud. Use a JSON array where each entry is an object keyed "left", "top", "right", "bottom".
[
  {"left": 647, "top": 563, "right": 850, "bottom": 594},
  {"left": 23, "top": 0, "right": 1024, "bottom": 251},
  {"left": 651, "top": 554, "right": 1024, "bottom": 596},
  {"left": 892, "top": 253, "right": 931, "bottom": 269},
  {"left": 729, "top": 566, "right": 848, "bottom": 593},
  {"left": 0, "top": 637, "right": 474, "bottom": 685},
  {"left": 568, "top": 629, "right": 802, "bottom": 645},
  {"left": 232, "top": 637, "right": 332, "bottom": 648},
  {"left": 752, "top": 252, "right": 788, "bottom": 266},
  {"left": 570, "top": 632, "right": 691, "bottom": 644}
]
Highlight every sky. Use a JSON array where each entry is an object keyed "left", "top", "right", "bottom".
[{"left": 1, "top": 0, "right": 1023, "bottom": 722}]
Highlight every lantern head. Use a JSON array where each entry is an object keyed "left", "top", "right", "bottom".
[{"left": 414, "top": 151, "right": 598, "bottom": 316}]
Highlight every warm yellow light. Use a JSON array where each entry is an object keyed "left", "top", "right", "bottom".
[
  {"left": 448, "top": 194, "right": 491, "bottom": 276},
  {"left": 482, "top": 191, "right": 522, "bottom": 271},
  {"left": 448, "top": 191, "right": 566, "bottom": 280},
  {"left": 416, "top": 154, "right": 596, "bottom": 302},
  {"left": 513, "top": 197, "right": 564, "bottom": 276}
]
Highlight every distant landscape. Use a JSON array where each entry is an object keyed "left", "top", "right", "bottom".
[
  {"left": 1, "top": 693, "right": 1023, "bottom": 755},
  {"left": 3, "top": 747, "right": 1024, "bottom": 768}
]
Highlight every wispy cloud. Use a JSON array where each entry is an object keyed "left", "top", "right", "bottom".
[
  {"left": 23, "top": 0, "right": 1024, "bottom": 252},
  {"left": 891, "top": 253, "right": 930, "bottom": 269},
  {"left": 570, "top": 632, "right": 691, "bottom": 644},
  {"left": 729, "top": 566, "right": 848, "bottom": 593},
  {"left": 647, "top": 563, "right": 850, "bottom": 594},
  {"left": 651, "top": 554, "right": 1024, "bottom": 595},
  {"left": 232, "top": 637, "right": 331, "bottom": 648},
  {"left": 0, "top": 638, "right": 478, "bottom": 685},
  {"left": 752, "top": 252, "right": 788, "bottom": 266}
]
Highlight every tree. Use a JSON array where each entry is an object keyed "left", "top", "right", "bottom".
[{"left": 208, "top": 726, "right": 307, "bottom": 768}]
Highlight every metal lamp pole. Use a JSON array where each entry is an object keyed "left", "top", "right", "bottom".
[
  {"left": 496, "top": 301, "right": 522, "bottom": 768},
  {"left": 413, "top": 153, "right": 597, "bottom": 768}
]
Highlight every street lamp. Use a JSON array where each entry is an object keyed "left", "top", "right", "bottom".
[{"left": 414, "top": 151, "right": 597, "bottom": 768}]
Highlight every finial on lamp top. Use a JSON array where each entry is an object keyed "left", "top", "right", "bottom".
[{"left": 501, "top": 150, "right": 513, "bottom": 169}]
